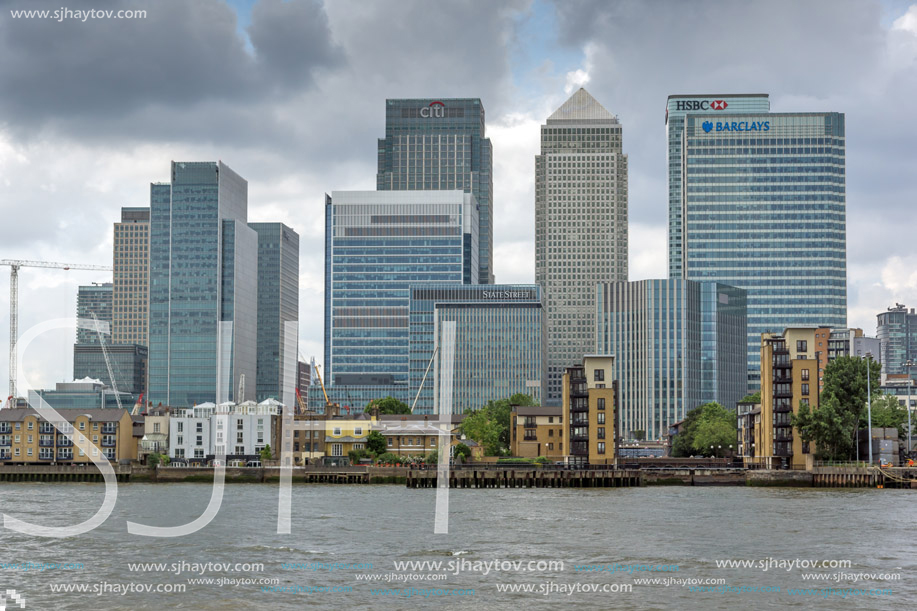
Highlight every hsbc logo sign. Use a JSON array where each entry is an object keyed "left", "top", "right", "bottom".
[
  {"left": 674, "top": 99, "right": 728, "bottom": 111},
  {"left": 419, "top": 101, "right": 446, "bottom": 118}
]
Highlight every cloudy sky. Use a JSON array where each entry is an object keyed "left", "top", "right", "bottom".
[{"left": 1, "top": 0, "right": 916, "bottom": 396}]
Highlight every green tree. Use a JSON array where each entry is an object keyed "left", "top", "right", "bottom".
[
  {"left": 792, "top": 356, "right": 881, "bottom": 461},
  {"left": 631, "top": 430, "right": 646, "bottom": 441},
  {"left": 690, "top": 402, "right": 737, "bottom": 456},
  {"left": 259, "top": 445, "right": 273, "bottom": 461},
  {"left": 147, "top": 452, "right": 162, "bottom": 468},
  {"left": 365, "top": 430, "right": 387, "bottom": 455},
  {"left": 868, "top": 394, "right": 908, "bottom": 439},
  {"left": 453, "top": 442, "right": 471, "bottom": 463},
  {"left": 459, "top": 409, "right": 503, "bottom": 456},
  {"left": 670, "top": 406, "right": 706, "bottom": 457},
  {"left": 740, "top": 391, "right": 761, "bottom": 404},
  {"left": 369, "top": 396, "right": 411, "bottom": 415},
  {"left": 348, "top": 448, "right": 371, "bottom": 464}
]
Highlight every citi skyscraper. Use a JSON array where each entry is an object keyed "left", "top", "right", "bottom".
[
  {"left": 377, "top": 98, "right": 494, "bottom": 284},
  {"left": 536, "top": 88, "right": 628, "bottom": 399}
]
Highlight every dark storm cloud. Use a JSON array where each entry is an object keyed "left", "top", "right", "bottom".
[
  {"left": 547, "top": 0, "right": 915, "bottom": 263},
  {"left": 248, "top": 0, "right": 344, "bottom": 84},
  {"left": 0, "top": 0, "right": 342, "bottom": 132}
]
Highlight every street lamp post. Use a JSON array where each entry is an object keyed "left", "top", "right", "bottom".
[
  {"left": 866, "top": 353, "right": 874, "bottom": 466},
  {"left": 906, "top": 359, "right": 914, "bottom": 457}
]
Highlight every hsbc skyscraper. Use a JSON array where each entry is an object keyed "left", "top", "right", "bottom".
[
  {"left": 668, "top": 93, "right": 847, "bottom": 389},
  {"left": 666, "top": 94, "right": 770, "bottom": 277}
]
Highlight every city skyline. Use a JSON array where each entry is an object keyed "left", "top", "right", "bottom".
[{"left": 2, "top": 0, "right": 917, "bottom": 395}]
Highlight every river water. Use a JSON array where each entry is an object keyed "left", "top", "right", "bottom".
[{"left": 0, "top": 483, "right": 913, "bottom": 610}]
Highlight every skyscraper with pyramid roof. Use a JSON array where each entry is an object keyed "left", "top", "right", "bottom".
[{"left": 535, "top": 88, "right": 628, "bottom": 399}]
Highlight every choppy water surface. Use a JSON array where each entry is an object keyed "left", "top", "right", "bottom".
[{"left": 0, "top": 484, "right": 914, "bottom": 610}]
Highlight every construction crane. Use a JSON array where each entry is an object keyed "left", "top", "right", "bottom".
[
  {"left": 1, "top": 259, "right": 112, "bottom": 398},
  {"left": 89, "top": 311, "right": 123, "bottom": 411}
]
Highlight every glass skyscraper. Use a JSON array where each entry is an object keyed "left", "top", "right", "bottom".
[
  {"left": 666, "top": 95, "right": 770, "bottom": 278},
  {"left": 250, "top": 223, "right": 300, "bottom": 402},
  {"left": 75, "top": 283, "right": 112, "bottom": 345},
  {"left": 377, "top": 98, "right": 494, "bottom": 284},
  {"left": 536, "top": 88, "right": 628, "bottom": 400},
  {"left": 72, "top": 344, "right": 147, "bottom": 395},
  {"left": 878, "top": 304, "right": 917, "bottom": 379},
  {"left": 408, "top": 284, "right": 545, "bottom": 413},
  {"left": 596, "top": 279, "right": 747, "bottom": 440},
  {"left": 149, "top": 162, "right": 258, "bottom": 407},
  {"left": 673, "top": 99, "right": 847, "bottom": 389},
  {"left": 324, "top": 190, "right": 478, "bottom": 388}
]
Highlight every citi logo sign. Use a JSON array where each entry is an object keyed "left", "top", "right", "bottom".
[
  {"left": 0, "top": 589, "right": 25, "bottom": 611},
  {"left": 675, "top": 99, "right": 728, "bottom": 111},
  {"left": 419, "top": 101, "right": 446, "bottom": 118}
]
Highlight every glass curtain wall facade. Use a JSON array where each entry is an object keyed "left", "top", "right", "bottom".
[
  {"left": 680, "top": 111, "right": 847, "bottom": 389},
  {"left": 149, "top": 162, "right": 258, "bottom": 407},
  {"left": 878, "top": 304, "right": 917, "bottom": 378},
  {"left": 377, "top": 98, "right": 494, "bottom": 284},
  {"left": 596, "top": 279, "right": 747, "bottom": 440},
  {"left": 666, "top": 95, "right": 770, "bottom": 278},
  {"left": 75, "top": 284, "right": 113, "bottom": 345},
  {"left": 250, "top": 223, "right": 300, "bottom": 401},
  {"left": 536, "top": 88, "right": 628, "bottom": 401},
  {"left": 408, "top": 284, "right": 545, "bottom": 413},
  {"left": 72, "top": 344, "right": 147, "bottom": 394},
  {"left": 112, "top": 207, "right": 150, "bottom": 346},
  {"left": 324, "top": 190, "right": 478, "bottom": 388}
]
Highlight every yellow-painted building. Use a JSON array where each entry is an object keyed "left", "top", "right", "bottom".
[
  {"left": 324, "top": 417, "right": 374, "bottom": 458},
  {"left": 0, "top": 408, "right": 137, "bottom": 464},
  {"left": 759, "top": 328, "right": 828, "bottom": 469},
  {"left": 564, "top": 355, "right": 616, "bottom": 466},
  {"left": 510, "top": 406, "right": 564, "bottom": 459}
]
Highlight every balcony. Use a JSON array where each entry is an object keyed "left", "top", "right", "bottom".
[
  {"left": 100, "top": 425, "right": 117, "bottom": 435},
  {"left": 57, "top": 452, "right": 73, "bottom": 460},
  {"left": 0, "top": 425, "right": 11, "bottom": 434},
  {"left": 38, "top": 452, "right": 54, "bottom": 461},
  {"left": 39, "top": 424, "right": 54, "bottom": 434},
  {"left": 39, "top": 438, "right": 54, "bottom": 447},
  {"left": 0, "top": 436, "right": 11, "bottom": 447},
  {"left": 56, "top": 437, "right": 73, "bottom": 447},
  {"left": 523, "top": 433, "right": 537, "bottom": 442},
  {"left": 523, "top": 420, "right": 537, "bottom": 429},
  {"left": 101, "top": 437, "right": 117, "bottom": 447},
  {"left": 0, "top": 454, "right": 11, "bottom": 461}
]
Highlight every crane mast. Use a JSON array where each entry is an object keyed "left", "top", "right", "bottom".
[{"left": 0, "top": 259, "right": 112, "bottom": 399}]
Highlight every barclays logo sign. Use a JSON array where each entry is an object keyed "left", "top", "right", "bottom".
[{"left": 702, "top": 120, "right": 769, "bottom": 133}]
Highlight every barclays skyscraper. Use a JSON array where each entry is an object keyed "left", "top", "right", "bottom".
[
  {"left": 670, "top": 96, "right": 848, "bottom": 388},
  {"left": 377, "top": 98, "right": 494, "bottom": 284},
  {"left": 149, "top": 162, "right": 258, "bottom": 407}
]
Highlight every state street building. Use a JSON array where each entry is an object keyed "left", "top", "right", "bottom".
[{"left": 409, "top": 284, "right": 545, "bottom": 413}]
